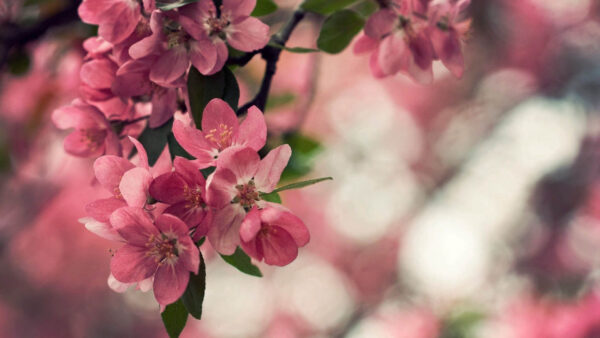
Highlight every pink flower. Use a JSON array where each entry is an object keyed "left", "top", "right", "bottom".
[
  {"left": 149, "top": 157, "right": 212, "bottom": 240},
  {"left": 128, "top": 10, "right": 217, "bottom": 85},
  {"left": 109, "top": 207, "right": 199, "bottom": 305},
  {"left": 239, "top": 206, "right": 309, "bottom": 266},
  {"left": 172, "top": 98, "right": 266, "bottom": 167},
  {"left": 178, "top": 0, "right": 270, "bottom": 74},
  {"left": 52, "top": 99, "right": 121, "bottom": 157},
  {"left": 206, "top": 145, "right": 291, "bottom": 254},
  {"left": 78, "top": 0, "right": 142, "bottom": 44}
]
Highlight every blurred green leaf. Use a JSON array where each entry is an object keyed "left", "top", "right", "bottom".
[
  {"left": 156, "top": 0, "right": 199, "bottom": 11},
  {"left": 272, "top": 177, "right": 332, "bottom": 193},
  {"left": 268, "top": 42, "right": 320, "bottom": 54},
  {"left": 440, "top": 310, "right": 486, "bottom": 338},
  {"left": 7, "top": 49, "right": 31, "bottom": 76},
  {"left": 135, "top": 118, "right": 173, "bottom": 166},
  {"left": 252, "top": 0, "right": 278, "bottom": 16},
  {"left": 280, "top": 133, "right": 323, "bottom": 181},
  {"left": 220, "top": 247, "right": 262, "bottom": 277},
  {"left": 352, "top": 0, "right": 378, "bottom": 17},
  {"left": 181, "top": 252, "right": 206, "bottom": 319},
  {"left": 317, "top": 10, "right": 364, "bottom": 54},
  {"left": 260, "top": 191, "right": 282, "bottom": 203},
  {"left": 301, "top": 0, "right": 360, "bottom": 15},
  {"left": 161, "top": 299, "right": 188, "bottom": 338},
  {"left": 266, "top": 92, "right": 297, "bottom": 110}
]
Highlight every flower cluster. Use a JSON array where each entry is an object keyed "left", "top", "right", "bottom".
[
  {"left": 53, "top": 0, "right": 270, "bottom": 158},
  {"left": 81, "top": 99, "right": 310, "bottom": 306},
  {"left": 354, "top": 0, "right": 471, "bottom": 83}
]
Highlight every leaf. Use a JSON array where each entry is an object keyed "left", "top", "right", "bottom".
[
  {"left": 352, "top": 0, "right": 378, "bottom": 17},
  {"left": 272, "top": 177, "right": 332, "bottom": 193},
  {"left": 301, "top": 0, "right": 359, "bottom": 15},
  {"left": 156, "top": 0, "right": 199, "bottom": 11},
  {"left": 251, "top": 0, "right": 278, "bottom": 16},
  {"left": 167, "top": 133, "right": 194, "bottom": 161},
  {"left": 7, "top": 48, "right": 31, "bottom": 76},
  {"left": 181, "top": 251, "right": 206, "bottom": 319},
  {"left": 280, "top": 133, "right": 322, "bottom": 181},
  {"left": 135, "top": 118, "right": 173, "bottom": 166},
  {"left": 200, "top": 166, "right": 215, "bottom": 178},
  {"left": 187, "top": 66, "right": 240, "bottom": 128},
  {"left": 317, "top": 10, "right": 365, "bottom": 54},
  {"left": 268, "top": 42, "right": 320, "bottom": 54},
  {"left": 266, "top": 92, "right": 296, "bottom": 110},
  {"left": 260, "top": 191, "right": 282, "bottom": 204},
  {"left": 220, "top": 247, "right": 263, "bottom": 277},
  {"left": 161, "top": 299, "right": 188, "bottom": 338}
]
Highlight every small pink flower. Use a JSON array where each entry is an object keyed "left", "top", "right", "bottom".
[
  {"left": 178, "top": 0, "right": 270, "bottom": 74},
  {"left": 109, "top": 207, "right": 199, "bottom": 305},
  {"left": 172, "top": 98, "right": 266, "bottom": 167},
  {"left": 78, "top": 0, "right": 142, "bottom": 44},
  {"left": 206, "top": 145, "right": 291, "bottom": 254},
  {"left": 149, "top": 157, "right": 212, "bottom": 240},
  {"left": 240, "top": 206, "right": 309, "bottom": 266},
  {"left": 52, "top": 99, "right": 121, "bottom": 157}
]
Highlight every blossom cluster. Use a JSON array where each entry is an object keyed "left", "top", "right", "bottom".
[{"left": 354, "top": 0, "right": 471, "bottom": 83}]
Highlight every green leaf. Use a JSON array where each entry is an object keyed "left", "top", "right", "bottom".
[
  {"left": 181, "top": 252, "right": 206, "bottom": 319},
  {"left": 251, "top": 0, "right": 278, "bottom": 16},
  {"left": 7, "top": 48, "right": 31, "bottom": 76},
  {"left": 220, "top": 247, "right": 262, "bottom": 277},
  {"left": 301, "top": 0, "right": 360, "bottom": 15},
  {"left": 200, "top": 166, "right": 215, "bottom": 178},
  {"left": 317, "top": 10, "right": 365, "bottom": 54},
  {"left": 268, "top": 42, "right": 320, "bottom": 54},
  {"left": 167, "top": 133, "right": 194, "bottom": 161},
  {"left": 161, "top": 299, "right": 188, "bottom": 338},
  {"left": 260, "top": 191, "right": 282, "bottom": 204},
  {"left": 266, "top": 92, "right": 296, "bottom": 110},
  {"left": 352, "top": 0, "right": 378, "bottom": 17},
  {"left": 156, "top": 0, "right": 199, "bottom": 11},
  {"left": 280, "top": 133, "right": 322, "bottom": 181},
  {"left": 187, "top": 66, "right": 240, "bottom": 128},
  {"left": 135, "top": 118, "right": 173, "bottom": 166},
  {"left": 272, "top": 177, "right": 332, "bottom": 193}
]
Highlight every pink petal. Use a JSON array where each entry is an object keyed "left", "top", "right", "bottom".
[
  {"left": 149, "top": 47, "right": 190, "bottom": 86},
  {"left": 113, "top": 59, "right": 153, "bottom": 97},
  {"left": 364, "top": 9, "right": 396, "bottom": 39},
  {"left": 174, "top": 157, "right": 206, "bottom": 186},
  {"left": 222, "top": 0, "right": 256, "bottom": 18},
  {"left": 85, "top": 197, "right": 128, "bottom": 222},
  {"left": 430, "top": 28, "right": 464, "bottom": 78},
  {"left": 254, "top": 144, "right": 291, "bottom": 193},
  {"left": 52, "top": 102, "right": 106, "bottom": 130},
  {"left": 108, "top": 273, "right": 132, "bottom": 293},
  {"left": 80, "top": 217, "right": 124, "bottom": 241},
  {"left": 258, "top": 226, "right": 298, "bottom": 266},
  {"left": 153, "top": 263, "right": 189, "bottom": 305},
  {"left": 64, "top": 129, "right": 106, "bottom": 157},
  {"left": 353, "top": 33, "right": 378, "bottom": 54},
  {"left": 206, "top": 168, "right": 238, "bottom": 208},
  {"left": 128, "top": 136, "right": 149, "bottom": 169},
  {"left": 217, "top": 147, "right": 260, "bottom": 183},
  {"left": 189, "top": 39, "right": 218, "bottom": 75},
  {"left": 207, "top": 204, "right": 246, "bottom": 255},
  {"left": 80, "top": 58, "right": 117, "bottom": 89},
  {"left": 110, "top": 206, "right": 158, "bottom": 244},
  {"left": 149, "top": 86, "right": 178, "bottom": 128},
  {"left": 378, "top": 33, "right": 410, "bottom": 76},
  {"left": 104, "top": 129, "right": 123, "bottom": 156},
  {"left": 111, "top": 244, "right": 157, "bottom": 283},
  {"left": 227, "top": 17, "right": 269, "bottom": 52},
  {"left": 164, "top": 202, "right": 210, "bottom": 231},
  {"left": 369, "top": 48, "right": 387, "bottom": 78},
  {"left": 149, "top": 172, "right": 187, "bottom": 204},
  {"left": 204, "top": 40, "right": 228, "bottom": 75},
  {"left": 235, "top": 106, "right": 266, "bottom": 151},
  {"left": 155, "top": 213, "right": 190, "bottom": 237},
  {"left": 97, "top": 2, "right": 141, "bottom": 44},
  {"left": 119, "top": 167, "right": 153, "bottom": 208},
  {"left": 94, "top": 155, "right": 135, "bottom": 192},
  {"left": 260, "top": 207, "right": 309, "bottom": 247},
  {"left": 172, "top": 120, "right": 216, "bottom": 166},
  {"left": 201, "top": 99, "right": 239, "bottom": 143},
  {"left": 239, "top": 207, "right": 261, "bottom": 242}
]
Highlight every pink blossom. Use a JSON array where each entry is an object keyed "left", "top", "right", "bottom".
[
  {"left": 78, "top": 0, "right": 142, "bottom": 44},
  {"left": 173, "top": 98, "right": 266, "bottom": 167},
  {"left": 149, "top": 157, "right": 212, "bottom": 240},
  {"left": 51, "top": 99, "right": 121, "bottom": 158},
  {"left": 206, "top": 145, "right": 291, "bottom": 254},
  {"left": 109, "top": 207, "right": 199, "bottom": 305},
  {"left": 178, "top": 0, "right": 270, "bottom": 74},
  {"left": 239, "top": 206, "right": 309, "bottom": 266}
]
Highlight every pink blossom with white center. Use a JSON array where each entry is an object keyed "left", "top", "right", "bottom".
[
  {"left": 177, "top": 0, "right": 270, "bottom": 75},
  {"left": 239, "top": 206, "right": 309, "bottom": 266},
  {"left": 78, "top": 0, "right": 142, "bottom": 44},
  {"left": 51, "top": 99, "right": 121, "bottom": 158},
  {"left": 128, "top": 9, "right": 218, "bottom": 85},
  {"left": 205, "top": 145, "right": 291, "bottom": 254},
  {"left": 149, "top": 157, "right": 213, "bottom": 240},
  {"left": 172, "top": 98, "right": 267, "bottom": 168},
  {"left": 109, "top": 207, "right": 199, "bottom": 305}
]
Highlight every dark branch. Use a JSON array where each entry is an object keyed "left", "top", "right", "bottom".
[{"left": 236, "top": 8, "right": 306, "bottom": 115}]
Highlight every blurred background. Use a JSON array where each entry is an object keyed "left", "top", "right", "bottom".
[{"left": 3, "top": 0, "right": 600, "bottom": 337}]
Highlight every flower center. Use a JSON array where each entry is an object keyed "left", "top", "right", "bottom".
[
  {"left": 235, "top": 181, "right": 260, "bottom": 209},
  {"left": 184, "top": 185, "right": 205, "bottom": 209},
  {"left": 146, "top": 234, "right": 179, "bottom": 265},
  {"left": 204, "top": 123, "right": 233, "bottom": 150},
  {"left": 82, "top": 129, "right": 106, "bottom": 152}
]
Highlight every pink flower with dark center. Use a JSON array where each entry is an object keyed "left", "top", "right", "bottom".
[
  {"left": 177, "top": 0, "right": 270, "bottom": 75},
  {"left": 78, "top": 0, "right": 142, "bottom": 44},
  {"left": 149, "top": 157, "right": 213, "bottom": 240},
  {"left": 240, "top": 206, "right": 309, "bottom": 266},
  {"left": 205, "top": 145, "right": 291, "bottom": 254},
  {"left": 172, "top": 98, "right": 266, "bottom": 167},
  {"left": 109, "top": 207, "right": 199, "bottom": 305},
  {"left": 52, "top": 99, "right": 121, "bottom": 158}
]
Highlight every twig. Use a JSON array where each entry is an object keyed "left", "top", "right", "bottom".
[{"left": 236, "top": 8, "right": 306, "bottom": 115}]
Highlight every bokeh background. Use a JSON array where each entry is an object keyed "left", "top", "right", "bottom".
[{"left": 3, "top": 0, "right": 600, "bottom": 337}]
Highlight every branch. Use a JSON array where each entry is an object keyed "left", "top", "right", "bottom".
[{"left": 236, "top": 8, "right": 306, "bottom": 115}]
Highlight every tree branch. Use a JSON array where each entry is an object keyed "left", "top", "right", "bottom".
[{"left": 236, "top": 8, "right": 306, "bottom": 115}]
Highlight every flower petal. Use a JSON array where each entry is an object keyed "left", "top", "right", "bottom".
[
  {"left": 227, "top": 17, "right": 269, "bottom": 52},
  {"left": 254, "top": 144, "right": 291, "bottom": 193},
  {"left": 119, "top": 167, "right": 153, "bottom": 208},
  {"left": 207, "top": 204, "right": 245, "bottom": 255},
  {"left": 235, "top": 106, "right": 266, "bottom": 151},
  {"left": 153, "top": 263, "right": 189, "bottom": 305}
]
